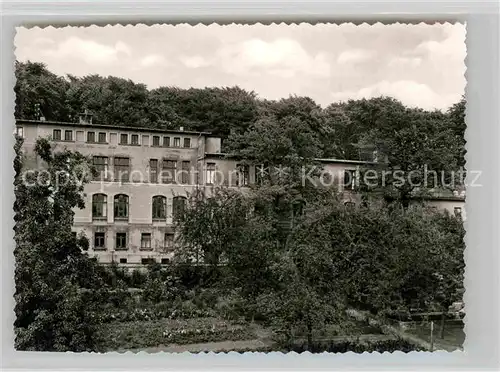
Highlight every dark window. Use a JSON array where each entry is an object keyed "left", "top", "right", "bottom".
[
  {"left": 183, "top": 138, "right": 191, "bottom": 148},
  {"left": 162, "top": 159, "right": 177, "bottom": 184},
  {"left": 237, "top": 164, "right": 249, "bottom": 186},
  {"left": 64, "top": 130, "right": 73, "bottom": 141},
  {"left": 114, "top": 157, "right": 130, "bottom": 182},
  {"left": 152, "top": 196, "right": 166, "bottom": 220},
  {"left": 116, "top": 232, "right": 127, "bottom": 250},
  {"left": 161, "top": 258, "right": 170, "bottom": 265},
  {"left": 114, "top": 194, "right": 129, "bottom": 220},
  {"left": 206, "top": 163, "right": 216, "bottom": 185},
  {"left": 94, "top": 232, "right": 105, "bottom": 249},
  {"left": 92, "top": 156, "right": 109, "bottom": 181},
  {"left": 173, "top": 196, "right": 186, "bottom": 221},
  {"left": 72, "top": 231, "right": 77, "bottom": 239},
  {"left": 163, "top": 136, "right": 170, "bottom": 147},
  {"left": 153, "top": 136, "right": 160, "bottom": 146},
  {"left": 120, "top": 134, "right": 128, "bottom": 144},
  {"left": 141, "top": 233, "right": 152, "bottom": 250},
  {"left": 141, "top": 258, "right": 155, "bottom": 265},
  {"left": 131, "top": 134, "right": 139, "bottom": 145},
  {"left": 181, "top": 161, "right": 190, "bottom": 184},
  {"left": 164, "top": 233, "right": 174, "bottom": 250},
  {"left": 150, "top": 159, "right": 158, "bottom": 183},
  {"left": 92, "top": 194, "right": 107, "bottom": 219},
  {"left": 87, "top": 131, "right": 95, "bottom": 143},
  {"left": 119, "top": 258, "right": 127, "bottom": 264},
  {"left": 53, "top": 129, "right": 61, "bottom": 140},
  {"left": 344, "top": 170, "right": 357, "bottom": 190},
  {"left": 98, "top": 132, "right": 107, "bottom": 143},
  {"left": 454, "top": 207, "right": 462, "bottom": 219},
  {"left": 173, "top": 137, "right": 180, "bottom": 147}
]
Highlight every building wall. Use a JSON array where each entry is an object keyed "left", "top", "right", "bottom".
[{"left": 16, "top": 121, "right": 466, "bottom": 266}]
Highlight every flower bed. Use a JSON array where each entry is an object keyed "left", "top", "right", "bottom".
[{"left": 98, "top": 317, "right": 255, "bottom": 351}]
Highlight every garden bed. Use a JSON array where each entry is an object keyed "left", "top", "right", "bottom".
[{"left": 98, "top": 317, "right": 256, "bottom": 351}]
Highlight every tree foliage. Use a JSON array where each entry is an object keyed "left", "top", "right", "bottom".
[{"left": 13, "top": 135, "right": 106, "bottom": 351}]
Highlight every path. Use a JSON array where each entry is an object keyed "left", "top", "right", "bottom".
[{"left": 125, "top": 338, "right": 271, "bottom": 353}]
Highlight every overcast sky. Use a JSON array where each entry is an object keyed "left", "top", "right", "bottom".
[{"left": 15, "top": 23, "right": 466, "bottom": 111}]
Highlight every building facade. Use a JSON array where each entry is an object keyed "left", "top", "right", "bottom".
[{"left": 16, "top": 117, "right": 466, "bottom": 266}]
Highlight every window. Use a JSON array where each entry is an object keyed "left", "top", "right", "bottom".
[
  {"left": 114, "top": 194, "right": 129, "bottom": 220},
  {"left": 115, "top": 232, "right": 127, "bottom": 250},
  {"left": 162, "top": 159, "right": 177, "bottom": 184},
  {"left": 15, "top": 127, "right": 24, "bottom": 137},
  {"left": 173, "top": 196, "right": 186, "bottom": 221},
  {"left": 131, "top": 134, "right": 139, "bottom": 145},
  {"left": 94, "top": 232, "right": 105, "bottom": 250},
  {"left": 163, "top": 136, "right": 170, "bottom": 147},
  {"left": 53, "top": 129, "right": 61, "bottom": 140},
  {"left": 119, "top": 258, "right": 127, "bottom": 264},
  {"left": 150, "top": 159, "right": 158, "bottom": 183},
  {"left": 343, "top": 169, "right": 357, "bottom": 190},
  {"left": 92, "top": 194, "right": 107, "bottom": 219},
  {"left": 141, "top": 233, "right": 152, "bottom": 250},
  {"left": 164, "top": 233, "right": 174, "bottom": 250},
  {"left": 114, "top": 157, "right": 130, "bottom": 182},
  {"left": 152, "top": 196, "right": 167, "bottom": 220},
  {"left": 237, "top": 164, "right": 249, "bottom": 186},
  {"left": 174, "top": 137, "right": 180, "bottom": 147},
  {"left": 64, "top": 130, "right": 73, "bottom": 141},
  {"left": 86, "top": 131, "right": 95, "bottom": 143},
  {"left": 181, "top": 161, "right": 190, "bottom": 184},
  {"left": 454, "top": 207, "right": 462, "bottom": 219},
  {"left": 153, "top": 136, "right": 160, "bottom": 146},
  {"left": 98, "top": 132, "right": 107, "bottom": 143},
  {"left": 87, "top": 131, "right": 96, "bottom": 143},
  {"left": 141, "top": 258, "right": 155, "bottom": 265},
  {"left": 120, "top": 134, "right": 128, "bottom": 144},
  {"left": 183, "top": 138, "right": 191, "bottom": 148},
  {"left": 206, "top": 163, "right": 216, "bottom": 185},
  {"left": 161, "top": 258, "right": 170, "bottom": 265},
  {"left": 92, "top": 156, "right": 109, "bottom": 181}
]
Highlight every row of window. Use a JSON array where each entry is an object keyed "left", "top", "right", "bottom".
[
  {"left": 91, "top": 230, "right": 175, "bottom": 252},
  {"left": 92, "top": 194, "right": 186, "bottom": 221},
  {"left": 52, "top": 129, "right": 192, "bottom": 148},
  {"left": 113, "top": 257, "right": 170, "bottom": 265},
  {"left": 92, "top": 156, "right": 251, "bottom": 186}
]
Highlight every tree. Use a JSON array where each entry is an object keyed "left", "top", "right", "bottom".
[
  {"left": 15, "top": 61, "right": 71, "bottom": 121},
  {"left": 13, "top": 136, "right": 105, "bottom": 351},
  {"left": 355, "top": 98, "right": 463, "bottom": 208}
]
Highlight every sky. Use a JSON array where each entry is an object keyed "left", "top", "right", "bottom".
[{"left": 15, "top": 22, "right": 466, "bottom": 111}]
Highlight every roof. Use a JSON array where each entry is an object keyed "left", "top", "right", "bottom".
[
  {"left": 202, "top": 153, "right": 378, "bottom": 165},
  {"left": 16, "top": 119, "right": 212, "bottom": 136}
]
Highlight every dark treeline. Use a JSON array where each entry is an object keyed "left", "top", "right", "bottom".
[{"left": 15, "top": 61, "right": 465, "bottom": 162}]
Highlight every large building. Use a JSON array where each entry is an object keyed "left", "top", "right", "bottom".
[{"left": 15, "top": 115, "right": 466, "bottom": 267}]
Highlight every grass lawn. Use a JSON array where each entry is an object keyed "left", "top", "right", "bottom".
[{"left": 406, "top": 321, "right": 464, "bottom": 350}]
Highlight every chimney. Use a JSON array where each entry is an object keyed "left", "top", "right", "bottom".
[{"left": 179, "top": 126, "right": 184, "bottom": 131}]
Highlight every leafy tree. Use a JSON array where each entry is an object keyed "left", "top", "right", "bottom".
[
  {"left": 355, "top": 99, "right": 463, "bottom": 208},
  {"left": 15, "top": 61, "right": 71, "bottom": 121},
  {"left": 13, "top": 136, "right": 105, "bottom": 351}
]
